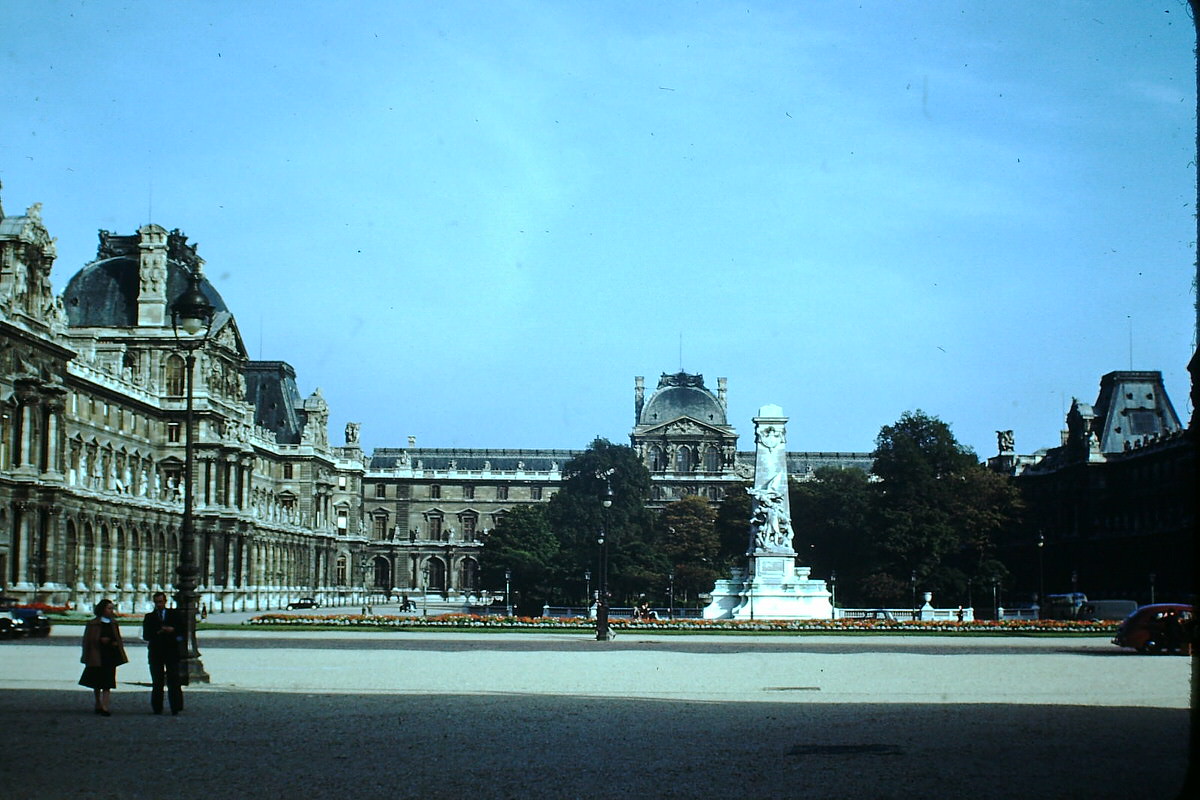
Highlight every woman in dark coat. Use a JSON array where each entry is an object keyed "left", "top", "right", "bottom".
[{"left": 79, "top": 598, "right": 129, "bottom": 715}]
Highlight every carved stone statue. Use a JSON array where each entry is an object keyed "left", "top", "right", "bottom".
[
  {"left": 345, "top": 421, "right": 360, "bottom": 445},
  {"left": 748, "top": 406, "right": 795, "bottom": 555},
  {"left": 996, "top": 430, "right": 1015, "bottom": 454}
]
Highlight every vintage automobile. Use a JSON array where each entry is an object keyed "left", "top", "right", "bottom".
[
  {"left": 0, "top": 597, "right": 52, "bottom": 639},
  {"left": 1111, "top": 603, "right": 1193, "bottom": 654},
  {"left": 285, "top": 597, "right": 319, "bottom": 610}
]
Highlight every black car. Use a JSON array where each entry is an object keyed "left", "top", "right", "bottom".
[
  {"left": 286, "top": 598, "right": 319, "bottom": 610},
  {"left": 0, "top": 597, "right": 52, "bottom": 639}
]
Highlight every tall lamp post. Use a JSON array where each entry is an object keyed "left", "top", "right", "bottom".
[
  {"left": 596, "top": 482, "right": 613, "bottom": 641},
  {"left": 830, "top": 570, "right": 838, "bottom": 619},
  {"left": 584, "top": 569, "right": 591, "bottom": 611},
  {"left": 910, "top": 570, "right": 917, "bottom": 620},
  {"left": 170, "top": 270, "right": 214, "bottom": 684},
  {"left": 422, "top": 563, "right": 430, "bottom": 616},
  {"left": 1037, "top": 532, "right": 1045, "bottom": 606},
  {"left": 505, "top": 568, "right": 512, "bottom": 617},
  {"left": 668, "top": 570, "right": 675, "bottom": 620}
]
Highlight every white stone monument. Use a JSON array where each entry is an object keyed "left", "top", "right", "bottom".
[{"left": 703, "top": 405, "right": 833, "bottom": 620}]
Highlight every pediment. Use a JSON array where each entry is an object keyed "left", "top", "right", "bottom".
[{"left": 637, "top": 416, "right": 729, "bottom": 439}]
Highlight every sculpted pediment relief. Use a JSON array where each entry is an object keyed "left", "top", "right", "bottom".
[{"left": 640, "top": 417, "right": 727, "bottom": 438}]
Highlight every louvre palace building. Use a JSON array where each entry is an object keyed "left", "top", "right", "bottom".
[{"left": 0, "top": 187, "right": 873, "bottom": 612}]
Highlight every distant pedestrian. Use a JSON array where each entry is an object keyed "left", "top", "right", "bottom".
[
  {"left": 79, "top": 599, "right": 128, "bottom": 716},
  {"left": 142, "top": 592, "right": 184, "bottom": 715}
]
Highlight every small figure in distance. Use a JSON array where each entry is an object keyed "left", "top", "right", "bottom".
[
  {"left": 79, "top": 599, "right": 129, "bottom": 716},
  {"left": 142, "top": 592, "right": 184, "bottom": 715}
]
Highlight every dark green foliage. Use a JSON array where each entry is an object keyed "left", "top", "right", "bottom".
[
  {"left": 789, "top": 467, "right": 873, "bottom": 605},
  {"left": 478, "top": 503, "right": 558, "bottom": 613},
  {"left": 657, "top": 495, "right": 721, "bottom": 605},
  {"left": 866, "top": 410, "right": 1022, "bottom": 605},
  {"left": 714, "top": 483, "right": 752, "bottom": 566},
  {"left": 546, "top": 438, "right": 661, "bottom": 605}
]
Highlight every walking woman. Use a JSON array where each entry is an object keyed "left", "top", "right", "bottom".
[{"left": 79, "top": 599, "right": 128, "bottom": 716}]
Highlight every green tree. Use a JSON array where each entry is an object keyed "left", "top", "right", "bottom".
[
  {"left": 546, "top": 438, "right": 660, "bottom": 604},
  {"left": 478, "top": 503, "right": 558, "bottom": 614},
  {"left": 868, "top": 410, "right": 1021, "bottom": 604},
  {"left": 714, "top": 483, "right": 751, "bottom": 566},
  {"left": 657, "top": 495, "right": 720, "bottom": 605},
  {"left": 788, "top": 467, "right": 874, "bottom": 606}
]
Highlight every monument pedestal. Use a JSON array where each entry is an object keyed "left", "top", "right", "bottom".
[{"left": 703, "top": 556, "right": 833, "bottom": 621}]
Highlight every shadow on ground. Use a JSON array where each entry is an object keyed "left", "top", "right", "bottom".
[{"left": 0, "top": 688, "right": 1188, "bottom": 799}]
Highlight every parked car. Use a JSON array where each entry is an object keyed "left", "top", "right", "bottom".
[
  {"left": 0, "top": 597, "right": 52, "bottom": 639},
  {"left": 286, "top": 598, "right": 319, "bottom": 610},
  {"left": 1111, "top": 603, "right": 1193, "bottom": 654}
]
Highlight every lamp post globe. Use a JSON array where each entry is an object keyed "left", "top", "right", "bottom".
[{"left": 169, "top": 270, "right": 215, "bottom": 684}]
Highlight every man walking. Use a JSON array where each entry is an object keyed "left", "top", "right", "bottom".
[{"left": 142, "top": 592, "right": 184, "bottom": 715}]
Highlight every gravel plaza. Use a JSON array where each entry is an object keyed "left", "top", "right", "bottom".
[{"left": 0, "top": 624, "right": 1192, "bottom": 799}]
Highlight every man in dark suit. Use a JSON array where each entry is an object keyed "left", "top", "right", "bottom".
[{"left": 142, "top": 591, "right": 184, "bottom": 715}]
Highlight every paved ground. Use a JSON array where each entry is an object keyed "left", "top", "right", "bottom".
[{"left": 0, "top": 625, "right": 1194, "bottom": 799}]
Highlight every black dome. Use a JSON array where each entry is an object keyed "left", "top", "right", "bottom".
[
  {"left": 641, "top": 385, "right": 727, "bottom": 426},
  {"left": 64, "top": 257, "right": 227, "bottom": 328}
]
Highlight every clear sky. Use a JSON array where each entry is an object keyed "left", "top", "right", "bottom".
[{"left": 2, "top": 1, "right": 1195, "bottom": 459}]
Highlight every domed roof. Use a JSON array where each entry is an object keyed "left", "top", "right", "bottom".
[
  {"left": 640, "top": 373, "right": 727, "bottom": 426},
  {"left": 63, "top": 256, "right": 227, "bottom": 328}
]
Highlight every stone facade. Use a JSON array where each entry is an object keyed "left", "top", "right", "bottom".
[
  {"left": 1, "top": 187, "right": 873, "bottom": 610},
  {"left": 1, "top": 189, "right": 369, "bottom": 613},
  {"left": 989, "top": 371, "right": 1194, "bottom": 602}
]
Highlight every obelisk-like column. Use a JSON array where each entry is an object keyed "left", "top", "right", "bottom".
[{"left": 748, "top": 405, "right": 795, "bottom": 580}]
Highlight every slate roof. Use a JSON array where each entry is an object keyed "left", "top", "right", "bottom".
[{"left": 63, "top": 256, "right": 227, "bottom": 328}]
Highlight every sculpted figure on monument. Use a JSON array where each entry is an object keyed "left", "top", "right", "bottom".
[{"left": 748, "top": 485, "right": 793, "bottom": 552}]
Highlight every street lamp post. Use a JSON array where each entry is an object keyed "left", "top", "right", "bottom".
[
  {"left": 1037, "top": 532, "right": 1045, "bottom": 605},
  {"left": 505, "top": 568, "right": 512, "bottom": 617},
  {"left": 830, "top": 570, "right": 837, "bottom": 618},
  {"left": 910, "top": 570, "right": 917, "bottom": 620},
  {"left": 1149, "top": 572, "right": 1156, "bottom": 605},
  {"left": 422, "top": 563, "right": 430, "bottom": 616},
  {"left": 584, "top": 569, "right": 591, "bottom": 611},
  {"left": 668, "top": 570, "right": 675, "bottom": 620},
  {"left": 596, "top": 482, "right": 613, "bottom": 641},
  {"left": 170, "top": 270, "right": 214, "bottom": 684}
]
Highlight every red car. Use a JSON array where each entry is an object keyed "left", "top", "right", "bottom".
[{"left": 1111, "top": 603, "right": 1193, "bottom": 654}]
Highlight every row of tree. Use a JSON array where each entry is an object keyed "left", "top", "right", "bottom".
[{"left": 479, "top": 411, "right": 1022, "bottom": 615}]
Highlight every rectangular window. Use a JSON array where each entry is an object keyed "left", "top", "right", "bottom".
[
  {"left": 283, "top": 463, "right": 293, "bottom": 479},
  {"left": 462, "top": 516, "right": 477, "bottom": 539},
  {"left": 338, "top": 475, "right": 347, "bottom": 489},
  {"left": 530, "top": 486, "right": 542, "bottom": 500},
  {"left": 373, "top": 517, "right": 387, "bottom": 538},
  {"left": 496, "top": 486, "right": 509, "bottom": 500},
  {"left": 375, "top": 483, "right": 387, "bottom": 499},
  {"left": 337, "top": 512, "right": 348, "bottom": 530},
  {"left": 429, "top": 516, "right": 443, "bottom": 539},
  {"left": 463, "top": 485, "right": 475, "bottom": 500},
  {"left": 166, "top": 422, "right": 181, "bottom": 443},
  {"left": 430, "top": 485, "right": 441, "bottom": 499}
]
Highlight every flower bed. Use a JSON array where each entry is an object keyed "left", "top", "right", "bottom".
[{"left": 245, "top": 612, "right": 1119, "bottom": 634}]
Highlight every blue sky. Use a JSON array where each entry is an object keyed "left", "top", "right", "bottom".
[{"left": 2, "top": 1, "right": 1195, "bottom": 458}]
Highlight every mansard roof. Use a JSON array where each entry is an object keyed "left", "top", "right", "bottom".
[
  {"left": 1091, "top": 370, "right": 1181, "bottom": 453},
  {"left": 369, "top": 448, "right": 576, "bottom": 472},
  {"left": 245, "top": 361, "right": 306, "bottom": 445},
  {"left": 638, "top": 372, "right": 729, "bottom": 428},
  {"left": 63, "top": 229, "right": 228, "bottom": 328}
]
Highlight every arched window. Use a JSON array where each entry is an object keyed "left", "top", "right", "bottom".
[
  {"left": 649, "top": 445, "right": 667, "bottom": 472},
  {"left": 336, "top": 556, "right": 348, "bottom": 585},
  {"left": 675, "top": 446, "right": 694, "bottom": 472},
  {"left": 426, "top": 558, "right": 446, "bottom": 593},
  {"left": 460, "top": 558, "right": 480, "bottom": 592},
  {"left": 165, "top": 354, "right": 186, "bottom": 397},
  {"left": 704, "top": 446, "right": 721, "bottom": 472},
  {"left": 372, "top": 556, "right": 391, "bottom": 589}
]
